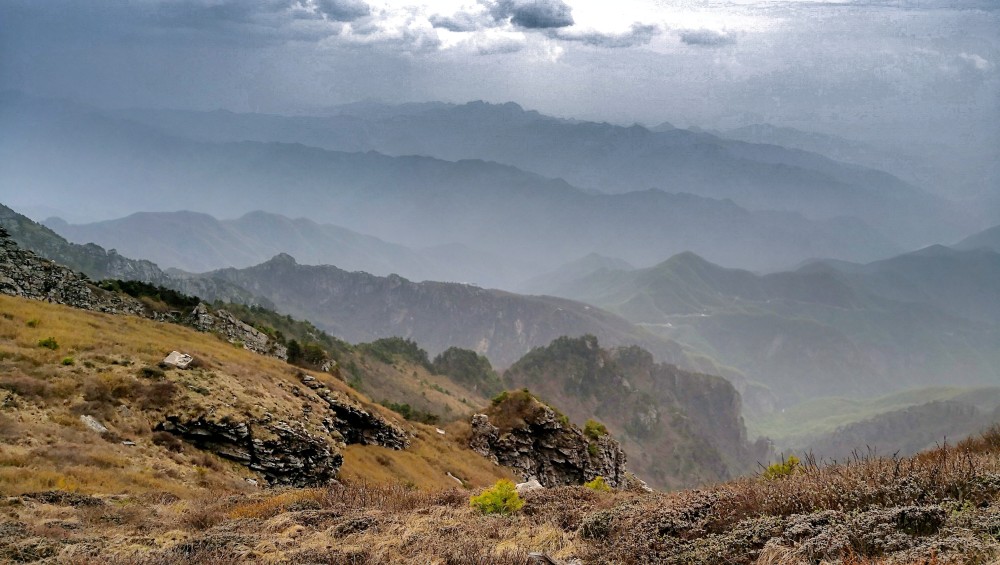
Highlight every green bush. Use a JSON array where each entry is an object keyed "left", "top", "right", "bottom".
[
  {"left": 584, "top": 476, "right": 612, "bottom": 492},
  {"left": 60, "top": 357, "right": 74, "bottom": 366},
  {"left": 469, "top": 479, "right": 524, "bottom": 515},
  {"left": 37, "top": 337, "right": 59, "bottom": 350},
  {"left": 584, "top": 419, "right": 608, "bottom": 440},
  {"left": 588, "top": 442, "right": 599, "bottom": 457},
  {"left": 763, "top": 455, "right": 801, "bottom": 479},
  {"left": 25, "top": 319, "right": 40, "bottom": 328},
  {"left": 491, "top": 390, "right": 509, "bottom": 406}
]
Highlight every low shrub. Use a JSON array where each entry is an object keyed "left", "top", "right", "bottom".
[
  {"left": 469, "top": 479, "right": 524, "bottom": 515},
  {"left": 762, "top": 455, "right": 801, "bottom": 480},
  {"left": 37, "top": 337, "right": 59, "bottom": 350},
  {"left": 584, "top": 419, "right": 608, "bottom": 440},
  {"left": 584, "top": 476, "right": 612, "bottom": 492}
]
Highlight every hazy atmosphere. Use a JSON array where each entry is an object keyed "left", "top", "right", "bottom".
[
  {"left": 3, "top": 0, "right": 998, "bottom": 203},
  {"left": 1, "top": 1, "right": 999, "bottom": 563}
]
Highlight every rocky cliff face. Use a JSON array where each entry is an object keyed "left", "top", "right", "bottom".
[
  {"left": 0, "top": 227, "right": 293, "bottom": 363},
  {"left": 502, "top": 335, "right": 767, "bottom": 489},
  {"left": 0, "top": 204, "right": 168, "bottom": 284},
  {"left": 0, "top": 227, "right": 153, "bottom": 316},
  {"left": 156, "top": 372, "right": 408, "bottom": 487},
  {"left": 188, "top": 303, "right": 288, "bottom": 360},
  {"left": 468, "top": 390, "right": 627, "bottom": 488},
  {"left": 0, "top": 227, "right": 409, "bottom": 486}
]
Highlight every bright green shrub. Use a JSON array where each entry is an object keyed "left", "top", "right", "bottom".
[
  {"left": 584, "top": 419, "right": 608, "bottom": 440},
  {"left": 37, "top": 337, "right": 59, "bottom": 350},
  {"left": 584, "top": 476, "right": 612, "bottom": 492},
  {"left": 469, "top": 479, "right": 524, "bottom": 515},
  {"left": 763, "top": 455, "right": 801, "bottom": 479}
]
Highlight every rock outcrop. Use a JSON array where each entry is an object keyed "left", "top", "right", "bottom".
[
  {"left": 503, "top": 335, "right": 767, "bottom": 489},
  {"left": 154, "top": 373, "right": 408, "bottom": 486},
  {"left": 157, "top": 416, "right": 343, "bottom": 487},
  {"left": 0, "top": 228, "right": 291, "bottom": 362},
  {"left": 0, "top": 227, "right": 153, "bottom": 316},
  {"left": 188, "top": 303, "right": 288, "bottom": 360},
  {"left": 469, "top": 390, "right": 627, "bottom": 488},
  {"left": 0, "top": 226, "right": 409, "bottom": 486}
]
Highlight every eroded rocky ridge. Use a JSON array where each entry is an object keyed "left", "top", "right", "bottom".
[
  {"left": 0, "top": 227, "right": 153, "bottom": 316},
  {"left": 0, "top": 227, "right": 408, "bottom": 486},
  {"left": 469, "top": 390, "right": 626, "bottom": 488},
  {"left": 153, "top": 371, "right": 407, "bottom": 487}
]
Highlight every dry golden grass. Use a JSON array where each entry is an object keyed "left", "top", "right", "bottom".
[{"left": 0, "top": 294, "right": 512, "bottom": 500}]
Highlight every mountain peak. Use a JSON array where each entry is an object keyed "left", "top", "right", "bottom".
[{"left": 267, "top": 252, "right": 298, "bottom": 265}]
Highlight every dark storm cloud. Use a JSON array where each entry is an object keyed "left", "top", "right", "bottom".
[
  {"left": 677, "top": 29, "right": 735, "bottom": 47},
  {"left": 552, "top": 23, "right": 661, "bottom": 48},
  {"left": 489, "top": 0, "right": 575, "bottom": 29},
  {"left": 315, "top": 0, "right": 371, "bottom": 22}
]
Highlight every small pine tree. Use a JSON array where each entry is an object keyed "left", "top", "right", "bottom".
[
  {"left": 469, "top": 479, "right": 524, "bottom": 515},
  {"left": 286, "top": 340, "right": 302, "bottom": 364}
]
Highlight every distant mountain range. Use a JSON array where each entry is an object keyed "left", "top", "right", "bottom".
[
  {"left": 183, "top": 252, "right": 736, "bottom": 373},
  {"left": 44, "top": 210, "right": 533, "bottom": 288},
  {"left": 530, "top": 248, "right": 1000, "bottom": 405},
  {"left": 954, "top": 224, "right": 1000, "bottom": 253},
  {"left": 1, "top": 92, "right": 913, "bottom": 273},
  {"left": 105, "top": 99, "right": 966, "bottom": 248}
]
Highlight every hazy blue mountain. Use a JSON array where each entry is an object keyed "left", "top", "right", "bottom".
[
  {"left": 517, "top": 252, "right": 634, "bottom": 295},
  {"left": 539, "top": 250, "right": 1000, "bottom": 405},
  {"left": 43, "top": 210, "right": 534, "bottom": 287},
  {"left": 0, "top": 202, "right": 268, "bottom": 306},
  {"left": 806, "top": 245, "right": 1000, "bottom": 325},
  {"left": 184, "top": 252, "right": 737, "bottom": 373},
  {"left": 720, "top": 123, "right": 937, "bottom": 191},
  {"left": 0, "top": 202, "right": 168, "bottom": 284},
  {"left": 0, "top": 93, "right": 900, "bottom": 273},
  {"left": 110, "top": 99, "right": 963, "bottom": 248},
  {"left": 954, "top": 224, "right": 1000, "bottom": 253}
]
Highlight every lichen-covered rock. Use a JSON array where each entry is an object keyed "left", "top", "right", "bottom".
[
  {"left": 469, "top": 390, "right": 626, "bottom": 488},
  {"left": 157, "top": 416, "right": 342, "bottom": 487},
  {"left": 188, "top": 303, "right": 288, "bottom": 360}
]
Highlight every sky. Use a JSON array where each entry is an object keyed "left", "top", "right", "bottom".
[{"left": 1, "top": 0, "right": 998, "bottom": 182}]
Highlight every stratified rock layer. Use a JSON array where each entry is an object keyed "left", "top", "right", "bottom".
[{"left": 469, "top": 391, "right": 626, "bottom": 488}]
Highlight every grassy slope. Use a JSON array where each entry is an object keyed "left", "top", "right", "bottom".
[
  {"left": 0, "top": 295, "right": 513, "bottom": 496},
  {"left": 3, "top": 413, "right": 999, "bottom": 563},
  {"left": 749, "top": 386, "right": 1000, "bottom": 450}
]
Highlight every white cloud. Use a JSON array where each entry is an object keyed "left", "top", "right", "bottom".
[{"left": 959, "top": 52, "right": 992, "bottom": 71}]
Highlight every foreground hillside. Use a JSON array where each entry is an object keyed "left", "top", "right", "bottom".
[
  {"left": 3, "top": 417, "right": 998, "bottom": 563},
  {"left": 0, "top": 294, "right": 515, "bottom": 496}
]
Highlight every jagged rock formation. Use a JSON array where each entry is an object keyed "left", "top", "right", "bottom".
[
  {"left": 0, "top": 203, "right": 168, "bottom": 284},
  {"left": 0, "top": 227, "right": 292, "bottom": 362},
  {"left": 502, "top": 335, "right": 767, "bottom": 489},
  {"left": 156, "top": 416, "right": 343, "bottom": 487},
  {"left": 0, "top": 227, "right": 409, "bottom": 486},
  {"left": 154, "top": 371, "right": 407, "bottom": 487},
  {"left": 295, "top": 372, "right": 408, "bottom": 450},
  {"left": 469, "top": 390, "right": 626, "bottom": 488},
  {"left": 0, "top": 227, "right": 152, "bottom": 316},
  {"left": 188, "top": 303, "right": 287, "bottom": 360}
]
